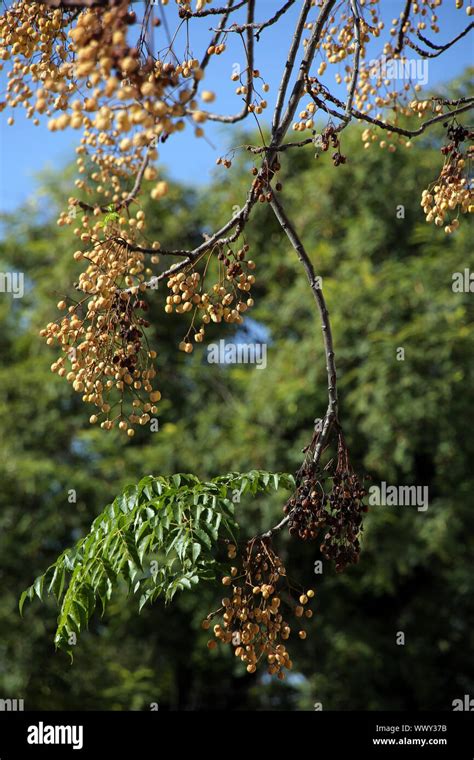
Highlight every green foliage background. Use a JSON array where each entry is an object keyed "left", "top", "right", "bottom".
[{"left": 0, "top": 77, "right": 473, "bottom": 709}]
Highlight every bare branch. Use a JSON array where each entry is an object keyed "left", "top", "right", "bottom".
[
  {"left": 246, "top": 137, "right": 313, "bottom": 154},
  {"left": 394, "top": 0, "right": 412, "bottom": 55},
  {"left": 273, "top": 0, "right": 337, "bottom": 144},
  {"left": 344, "top": 0, "right": 362, "bottom": 123},
  {"left": 179, "top": 0, "right": 248, "bottom": 18},
  {"left": 215, "top": 0, "right": 295, "bottom": 40},
  {"left": 260, "top": 192, "right": 339, "bottom": 540},
  {"left": 269, "top": 192, "right": 338, "bottom": 424},
  {"left": 121, "top": 147, "right": 151, "bottom": 208},
  {"left": 271, "top": 0, "right": 313, "bottom": 135},
  {"left": 306, "top": 79, "right": 474, "bottom": 138},
  {"left": 189, "top": 0, "right": 256, "bottom": 124},
  {"left": 408, "top": 22, "right": 474, "bottom": 58}
]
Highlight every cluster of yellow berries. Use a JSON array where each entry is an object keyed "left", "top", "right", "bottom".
[
  {"left": 421, "top": 123, "right": 473, "bottom": 233},
  {"left": 420, "top": 174, "right": 474, "bottom": 235},
  {"left": 387, "top": 1, "right": 443, "bottom": 37},
  {"left": 308, "top": 0, "right": 467, "bottom": 154},
  {"left": 165, "top": 247, "right": 256, "bottom": 352},
  {"left": 229, "top": 67, "right": 270, "bottom": 115},
  {"left": 40, "top": 226, "right": 162, "bottom": 435},
  {"left": 361, "top": 127, "right": 411, "bottom": 153},
  {"left": 0, "top": 2, "right": 209, "bottom": 212},
  {"left": 0, "top": 2, "right": 71, "bottom": 127},
  {"left": 421, "top": 159, "right": 473, "bottom": 233},
  {"left": 300, "top": 2, "right": 451, "bottom": 153},
  {"left": 0, "top": 0, "right": 262, "bottom": 428},
  {"left": 292, "top": 101, "right": 317, "bottom": 133},
  {"left": 206, "top": 43, "right": 226, "bottom": 56},
  {"left": 203, "top": 539, "right": 315, "bottom": 678},
  {"left": 319, "top": 10, "right": 373, "bottom": 69},
  {"left": 409, "top": 99, "right": 444, "bottom": 118}
]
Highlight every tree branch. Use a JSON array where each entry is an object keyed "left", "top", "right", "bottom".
[
  {"left": 179, "top": 0, "right": 248, "bottom": 19},
  {"left": 269, "top": 192, "right": 338, "bottom": 424},
  {"left": 189, "top": 0, "right": 256, "bottom": 124},
  {"left": 272, "top": 0, "right": 337, "bottom": 143},
  {"left": 271, "top": 0, "right": 314, "bottom": 135},
  {"left": 344, "top": 0, "right": 362, "bottom": 123},
  {"left": 215, "top": 0, "right": 295, "bottom": 40},
  {"left": 408, "top": 22, "right": 474, "bottom": 58},
  {"left": 306, "top": 79, "right": 474, "bottom": 138},
  {"left": 258, "top": 190, "right": 339, "bottom": 541},
  {"left": 394, "top": 0, "right": 412, "bottom": 55}
]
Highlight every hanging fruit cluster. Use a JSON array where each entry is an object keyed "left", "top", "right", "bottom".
[
  {"left": 203, "top": 539, "right": 315, "bottom": 678},
  {"left": 165, "top": 245, "right": 256, "bottom": 352},
  {"left": 285, "top": 431, "right": 367, "bottom": 572},
  {"left": 0, "top": 1, "right": 263, "bottom": 431},
  {"left": 40, "top": 229, "right": 161, "bottom": 435},
  {"left": 421, "top": 122, "right": 473, "bottom": 233}
]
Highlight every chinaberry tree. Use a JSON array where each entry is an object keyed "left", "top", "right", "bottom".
[{"left": 1, "top": 0, "right": 472, "bottom": 676}]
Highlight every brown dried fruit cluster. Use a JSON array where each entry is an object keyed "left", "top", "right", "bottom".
[
  {"left": 421, "top": 123, "right": 473, "bottom": 233},
  {"left": 203, "top": 539, "right": 315, "bottom": 678},
  {"left": 285, "top": 478, "right": 327, "bottom": 541},
  {"left": 323, "top": 464, "right": 367, "bottom": 572},
  {"left": 286, "top": 431, "right": 367, "bottom": 572},
  {"left": 251, "top": 160, "right": 281, "bottom": 204},
  {"left": 320, "top": 125, "right": 346, "bottom": 166}
]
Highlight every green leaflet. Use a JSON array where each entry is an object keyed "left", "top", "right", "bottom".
[{"left": 20, "top": 470, "right": 294, "bottom": 655}]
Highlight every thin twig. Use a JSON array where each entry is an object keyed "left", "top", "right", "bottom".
[
  {"left": 271, "top": 0, "right": 313, "bottom": 134},
  {"left": 273, "top": 0, "right": 337, "bottom": 143},
  {"left": 215, "top": 0, "right": 295, "bottom": 40},
  {"left": 189, "top": 0, "right": 256, "bottom": 124},
  {"left": 408, "top": 22, "right": 474, "bottom": 58},
  {"left": 306, "top": 80, "right": 474, "bottom": 138},
  {"left": 179, "top": 0, "right": 247, "bottom": 18},
  {"left": 344, "top": 0, "right": 362, "bottom": 123}
]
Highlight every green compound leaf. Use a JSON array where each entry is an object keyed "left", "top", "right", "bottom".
[{"left": 20, "top": 470, "right": 294, "bottom": 654}]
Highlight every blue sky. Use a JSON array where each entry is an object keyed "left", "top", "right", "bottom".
[{"left": 0, "top": 1, "right": 472, "bottom": 212}]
